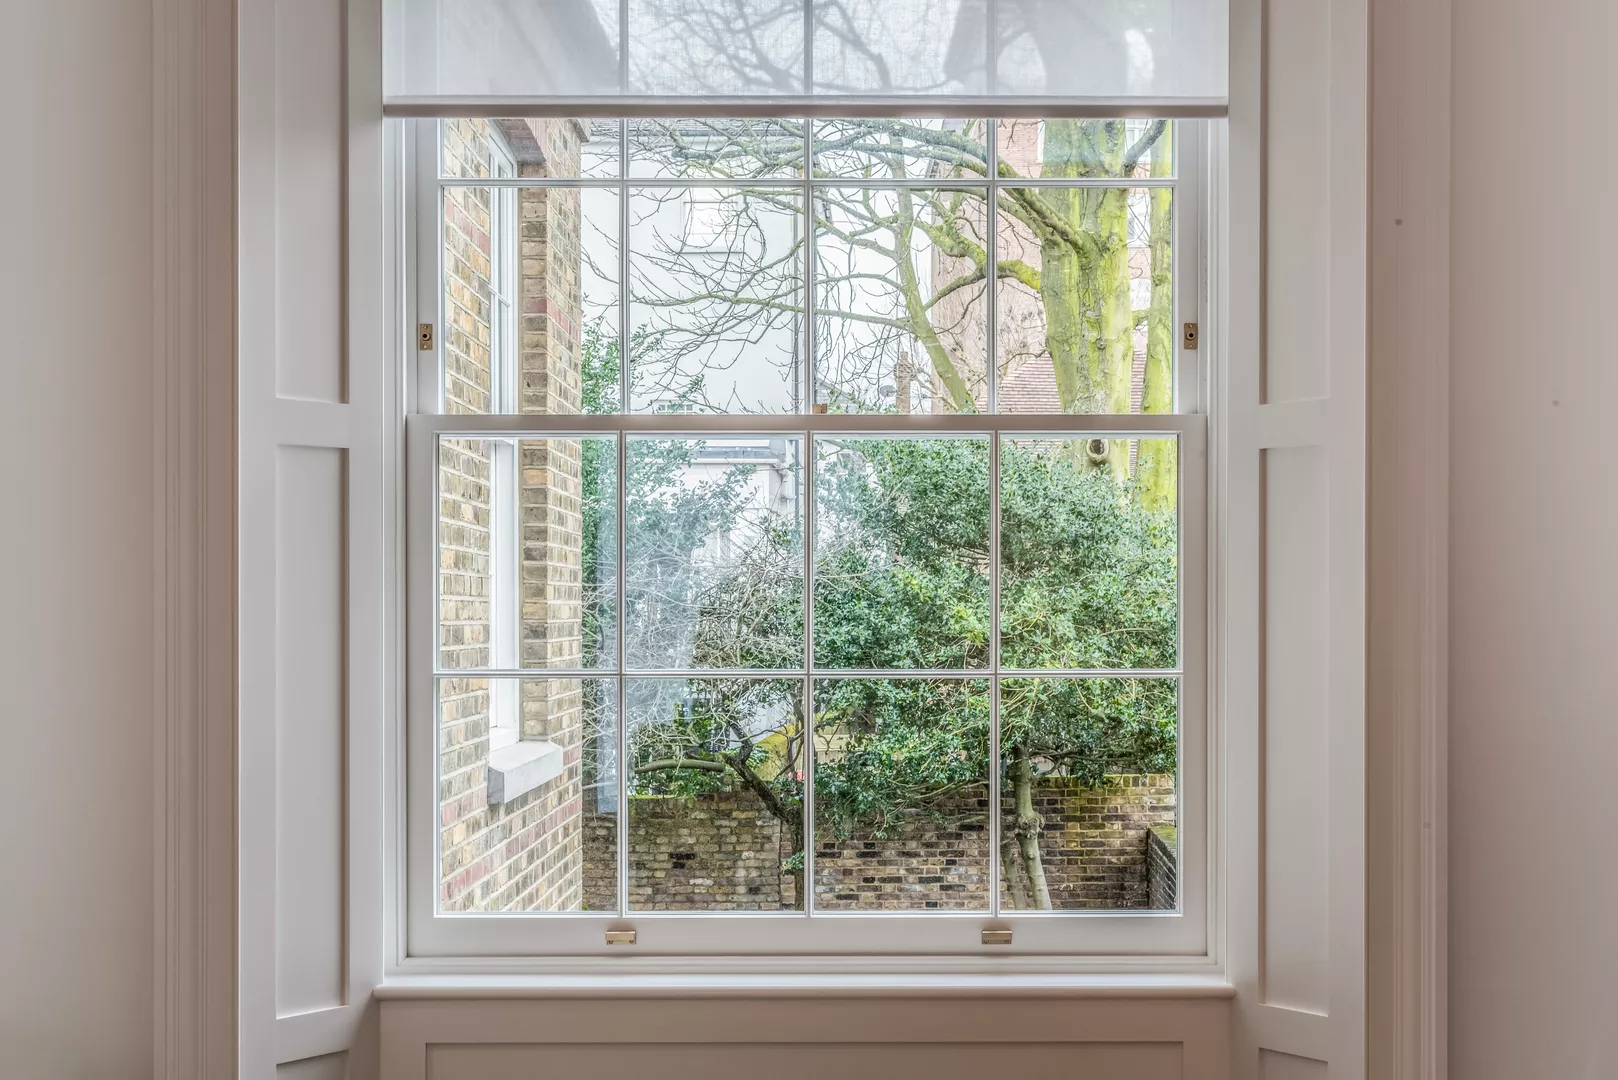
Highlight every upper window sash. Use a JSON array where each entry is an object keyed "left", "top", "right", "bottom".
[{"left": 420, "top": 117, "right": 1203, "bottom": 419}]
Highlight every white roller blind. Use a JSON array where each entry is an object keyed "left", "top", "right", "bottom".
[{"left": 386, "top": 0, "right": 1228, "bottom": 111}]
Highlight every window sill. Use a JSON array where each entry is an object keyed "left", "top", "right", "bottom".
[
  {"left": 486, "top": 740, "right": 564, "bottom": 805},
  {"left": 374, "top": 972, "right": 1236, "bottom": 1000}
]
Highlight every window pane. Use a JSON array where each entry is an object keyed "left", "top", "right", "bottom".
[
  {"left": 628, "top": 188, "right": 805, "bottom": 413},
  {"left": 813, "top": 436, "right": 989, "bottom": 668},
  {"left": 997, "top": 676, "right": 1177, "bottom": 911},
  {"left": 812, "top": 118, "right": 988, "bottom": 179},
  {"left": 437, "top": 436, "right": 618, "bottom": 671},
  {"left": 438, "top": 676, "right": 618, "bottom": 912},
  {"left": 574, "top": 188, "right": 625, "bottom": 413},
  {"left": 995, "top": 184, "right": 1172, "bottom": 414},
  {"left": 811, "top": 677, "right": 991, "bottom": 911},
  {"left": 442, "top": 117, "right": 620, "bottom": 180},
  {"left": 628, "top": 0, "right": 806, "bottom": 95},
  {"left": 811, "top": 0, "right": 987, "bottom": 95},
  {"left": 813, "top": 186, "right": 990, "bottom": 413},
  {"left": 624, "top": 677, "right": 806, "bottom": 911},
  {"left": 998, "top": 437, "right": 1178, "bottom": 670},
  {"left": 628, "top": 118, "right": 805, "bottom": 179},
  {"left": 624, "top": 437, "right": 804, "bottom": 669},
  {"left": 995, "top": 119, "right": 1173, "bottom": 180}
]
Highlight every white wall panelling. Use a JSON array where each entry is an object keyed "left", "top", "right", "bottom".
[
  {"left": 428, "top": 1044, "right": 1179, "bottom": 1077},
  {"left": 1262, "top": 0, "right": 1331, "bottom": 403},
  {"left": 277, "top": 1051, "right": 350, "bottom": 1080},
  {"left": 379, "top": 996, "right": 1231, "bottom": 1080},
  {"left": 240, "top": 0, "right": 386, "bottom": 1074},
  {"left": 1261, "top": 446, "right": 1330, "bottom": 1015},
  {"left": 274, "top": 446, "right": 348, "bottom": 1016},
  {"left": 1259, "top": 1049, "right": 1329, "bottom": 1080},
  {"left": 273, "top": 0, "right": 347, "bottom": 403},
  {"left": 1228, "top": 0, "right": 1368, "bottom": 1075}
]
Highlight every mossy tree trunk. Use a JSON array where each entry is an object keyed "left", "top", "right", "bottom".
[
  {"left": 1137, "top": 123, "right": 1177, "bottom": 510},
  {"left": 1009, "top": 740, "right": 1054, "bottom": 910},
  {"left": 1038, "top": 120, "right": 1138, "bottom": 474}
]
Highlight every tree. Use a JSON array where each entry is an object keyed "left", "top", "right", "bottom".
[
  {"left": 1137, "top": 123, "right": 1177, "bottom": 511},
  {"left": 624, "top": 117, "right": 1171, "bottom": 483},
  {"left": 575, "top": 350, "right": 1178, "bottom": 908},
  {"left": 812, "top": 436, "right": 1176, "bottom": 908},
  {"left": 574, "top": 117, "right": 1184, "bottom": 908},
  {"left": 577, "top": 318, "right": 810, "bottom": 900}
]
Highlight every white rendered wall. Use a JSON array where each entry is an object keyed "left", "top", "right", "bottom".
[
  {"left": 0, "top": 2, "right": 157, "bottom": 1076},
  {"left": 1450, "top": 0, "right": 1618, "bottom": 1075}
]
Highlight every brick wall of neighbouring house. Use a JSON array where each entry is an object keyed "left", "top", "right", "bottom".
[
  {"left": 1147, "top": 823, "right": 1178, "bottom": 911},
  {"left": 437, "top": 117, "right": 589, "bottom": 913},
  {"left": 511, "top": 119, "right": 589, "bottom": 912},
  {"left": 437, "top": 116, "right": 499, "bottom": 910},
  {"left": 580, "top": 775, "right": 1175, "bottom": 912}
]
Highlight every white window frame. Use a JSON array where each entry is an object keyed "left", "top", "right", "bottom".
[
  {"left": 485, "top": 133, "right": 522, "bottom": 752},
  {"left": 401, "top": 115, "right": 1216, "bottom": 969}
]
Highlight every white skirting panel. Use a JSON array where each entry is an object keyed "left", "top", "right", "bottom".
[
  {"left": 432, "top": 1043, "right": 1179, "bottom": 1078},
  {"left": 1260, "top": 1049, "right": 1329, "bottom": 1080},
  {"left": 380, "top": 998, "right": 1231, "bottom": 1080}
]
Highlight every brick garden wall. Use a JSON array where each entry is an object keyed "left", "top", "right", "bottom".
[
  {"left": 580, "top": 775, "right": 1175, "bottom": 912},
  {"left": 582, "top": 796, "right": 795, "bottom": 912},
  {"left": 1147, "top": 823, "right": 1178, "bottom": 911},
  {"left": 1002, "top": 774, "right": 1177, "bottom": 910}
]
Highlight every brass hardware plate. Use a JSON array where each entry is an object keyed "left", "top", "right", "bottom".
[
  {"left": 418, "top": 322, "right": 435, "bottom": 351},
  {"left": 605, "top": 929, "right": 637, "bottom": 946},
  {"left": 981, "top": 928, "right": 1013, "bottom": 946},
  {"left": 1182, "top": 321, "right": 1199, "bottom": 350}
]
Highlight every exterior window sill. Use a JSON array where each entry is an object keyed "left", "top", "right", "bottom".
[
  {"left": 487, "top": 740, "right": 563, "bottom": 805},
  {"left": 374, "top": 972, "right": 1236, "bottom": 1000}
]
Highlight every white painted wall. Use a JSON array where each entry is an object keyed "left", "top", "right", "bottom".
[
  {"left": 1450, "top": 1, "right": 1618, "bottom": 1076},
  {"left": 0, "top": 3, "right": 156, "bottom": 1078}
]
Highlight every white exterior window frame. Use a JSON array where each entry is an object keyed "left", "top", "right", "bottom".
[
  {"left": 400, "top": 114, "right": 1217, "bottom": 970},
  {"left": 485, "top": 131, "right": 523, "bottom": 753}
]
